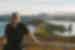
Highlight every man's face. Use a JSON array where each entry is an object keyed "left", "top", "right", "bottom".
[{"left": 11, "top": 16, "right": 20, "bottom": 24}]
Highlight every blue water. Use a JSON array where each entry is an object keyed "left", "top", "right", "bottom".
[{"left": 0, "top": 22, "right": 8, "bottom": 37}]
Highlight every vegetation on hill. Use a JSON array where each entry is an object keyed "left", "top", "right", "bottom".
[{"left": 34, "top": 22, "right": 67, "bottom": 41}]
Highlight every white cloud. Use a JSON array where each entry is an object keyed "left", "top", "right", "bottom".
[
  {"left": 0, "top": 0, "right": 74, "bottom": 15},
  {"left": 64, "top": 6, "right": 75, "bottom": 13},
  {"left": 0, "top": 0, "right": 31, "bottom": 15},
  {"left": 32, "top": 0, "right": 64, "bottom": 14},
  {"left": 32, "top": 0, "right": 48, "bottom": 14}
]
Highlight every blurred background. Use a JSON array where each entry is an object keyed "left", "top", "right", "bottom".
[{"left": 0, "top": 0, "right": 75, "bottom": 50}]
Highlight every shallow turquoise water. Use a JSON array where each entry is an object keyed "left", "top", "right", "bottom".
[{"left": 0, "top": 22, "right": 7, "bottom": 37}]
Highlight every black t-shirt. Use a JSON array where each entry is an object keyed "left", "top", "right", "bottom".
[{"left": 5, "top": 22, "right": 29, "bottom": 44}]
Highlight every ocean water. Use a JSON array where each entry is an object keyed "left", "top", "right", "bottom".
[{"left": 0, "top": 22, "right": 7, "bottom": 37}]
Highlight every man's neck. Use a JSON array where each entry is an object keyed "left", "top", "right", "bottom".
[{"left": 11, "top": 22, "right": 20, "bottom": 27}]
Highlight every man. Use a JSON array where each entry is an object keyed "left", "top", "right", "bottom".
[{"left": 3, "top": 13, "right": 29, "bottom": 50}]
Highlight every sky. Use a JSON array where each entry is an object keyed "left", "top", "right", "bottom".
[
  {"left": 0, "top": 0, "right": 75, "bottom": 15},
  {"left": 0, "top": 0, "right": 32, "bottom": 15},
  {"left": 33, "top": 0, "right": 75, "bottom": 14}
]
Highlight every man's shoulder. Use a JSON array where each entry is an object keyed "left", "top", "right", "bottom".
[
  {"left": 5, "top": 24, "right": 12, "bottom": 29},
  {"left": 19, "top": 22, "right": 26, "bottom": 26},
  {"left": 19, "top": 22, "right": 24, "bottom": 25},
  {"left": 18, "top": 22, "right": 27, "bottom": 28}
]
